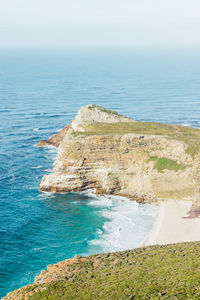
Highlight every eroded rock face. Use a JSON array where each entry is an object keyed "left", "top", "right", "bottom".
[
  {"left": 71, "top": 104, "right": 135, "bottom": 132},
  {"left": 39, "top": 105, "right": 200, "bottom": 204},
  {"left": 37, "top": 125, "right": 70, "bottom": 147},
  {"left": 34, "top": 255, "right": 85, "bottom": 285},
  {"left": 40, "top": 129, "right": 196, "bottom": 203},
  {"left": 2, "top": 256, "right": 86, "bottom": 300}
]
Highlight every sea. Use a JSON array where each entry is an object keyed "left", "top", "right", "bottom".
[{"left": 1, "top": 47, "right": 200, "bottom": 298}]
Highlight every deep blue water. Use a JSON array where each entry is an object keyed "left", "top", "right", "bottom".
[{"left": 1, "top": 48, "right": 200, "bottom": 298}]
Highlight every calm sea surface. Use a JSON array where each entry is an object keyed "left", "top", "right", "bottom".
[{"left": 0, "top": 48, "right": 200, "bottom": 297}]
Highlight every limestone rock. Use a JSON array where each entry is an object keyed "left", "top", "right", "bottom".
[
  {"left": 71, "top": 104, "right": 135, "bottom": 132},
  {"left": 39, "top": 105, "right": 200, "bottom": 204}
]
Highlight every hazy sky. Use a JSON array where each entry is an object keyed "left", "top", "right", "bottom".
[{"left": 0, "top": 0, "right": 200, "bottom": 48}]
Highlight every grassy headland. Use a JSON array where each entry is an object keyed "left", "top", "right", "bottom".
[
  {"left": 80, "top": 121, "right": 200, "bottom": 157},
  {"left": 5, "top": 242, "right": 199, "bottom": 299}
]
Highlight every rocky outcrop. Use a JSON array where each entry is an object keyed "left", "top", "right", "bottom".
[
  {"left": 2, "top": 255, "right": 86, "bottom": 300},
  {"left": 71, "top": 104, "right": 135, "bottom": 132},
  {"left": 39, "top": 104, "right": 200, "bottom": 205},
  {"left": 37, "top": 105, "right": 133, "bottom": 147},
  {"left": 37, "top": 125, "right": 70, "bottom": 147}
]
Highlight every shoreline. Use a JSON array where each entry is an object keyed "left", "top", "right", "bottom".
[
  {"left": 144, "top": 199, "right": 200, "bottom": 246},
  {"left": 3, "top": 197, "right": 200, "bottom": 299}
]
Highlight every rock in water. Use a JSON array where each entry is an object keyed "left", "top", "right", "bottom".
[{"left": 37, "top": 125, "right": 70, "bottom": 147}]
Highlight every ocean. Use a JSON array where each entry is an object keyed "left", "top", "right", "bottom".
[{"left": 0, "top": 47, "right": 200, "bottom": 298}]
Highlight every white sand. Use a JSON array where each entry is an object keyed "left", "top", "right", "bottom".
[{"left": 144, "top": 200, "right": 200, "bottom": 246}]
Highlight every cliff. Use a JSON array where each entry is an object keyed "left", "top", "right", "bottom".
[
  {"left": 40, "top": 104, "right": 200, "bottom": 209},
  {"left": 4, "top": 242, "right": 200, "bottom": 299}
]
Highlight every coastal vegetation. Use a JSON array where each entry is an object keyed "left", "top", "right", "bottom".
[
  {"left": 146, "top": 156, "right": 186, "bottom": 172},
  {"left": 81, "top": 121, "right": 200, "bottom": 157},
  {"left": 87, "top": 104, "right": 125, "bottom": 117},
  {"left": 6, "top": 242, "right": 200, "bottom": 299}
]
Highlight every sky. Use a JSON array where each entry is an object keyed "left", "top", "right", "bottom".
[{"left": 0, "top": 0, "right": 200, "bottom": 48}]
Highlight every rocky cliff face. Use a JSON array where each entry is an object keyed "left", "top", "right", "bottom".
[
  {"left": 39, "top": 105, "right": 200, "bottom": 206},
  {"left": 71, "top": 104, "right": 135, "bottom": 132}
]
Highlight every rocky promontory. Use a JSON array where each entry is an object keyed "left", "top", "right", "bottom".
[{"left": 39, "top": 104, "right": 200, "bottom": 208}]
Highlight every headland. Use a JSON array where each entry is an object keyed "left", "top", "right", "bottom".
[{"left": 4, "top": 105, "right": 200, "bottom": 299}]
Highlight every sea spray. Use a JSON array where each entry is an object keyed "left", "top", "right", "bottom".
[{"left": 80, "top": 190, "right": 158, "bottom": 255}]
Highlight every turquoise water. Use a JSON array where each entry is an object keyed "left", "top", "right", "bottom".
[{"left": 1, "top": 48, "right": 200, "bottom": 298}]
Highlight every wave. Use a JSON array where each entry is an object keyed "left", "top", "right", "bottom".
[
  {"left": 181, "top": 123, "right": 191, "bottom": 127},
  {"left": 31, "top": 166, "right": 42, "bottom": 169},
  {"left": 81, "top": 191, "right": 158, "bottom": 255}
]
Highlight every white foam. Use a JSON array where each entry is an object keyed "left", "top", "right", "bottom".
[
  {"left": 181, "top": 123, "right": 191, "bottom": 127},
  {"left": 31, "top": 165, "right": 42, "bottom": 169},
  {"left": 39, "top": 191, "right": 54, "bottom": 197},
  {"left": 45, "top": 147, "right": 58, "bottom": 161},
  {"left": 44, "top": 168, "right": 53, "bottom": 172},
  {"left": 85, "top": 192, "right": 158, "bottom": 254},
  {"left": 33, "top": 247, "right": 46, "bottom": 252}
]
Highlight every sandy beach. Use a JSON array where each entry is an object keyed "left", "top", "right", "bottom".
[{"left": 144, "top": 200, "right": 200, "bottom": 246}]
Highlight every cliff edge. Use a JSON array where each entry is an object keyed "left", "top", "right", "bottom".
[{"left": 39, "top": 104, "right": 200, "bottom": 209}]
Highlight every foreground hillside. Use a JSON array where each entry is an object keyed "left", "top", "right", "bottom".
[{"left": 4, "top": 242, "right": 200, "bottom": 299}]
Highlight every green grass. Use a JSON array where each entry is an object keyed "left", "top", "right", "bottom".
[
  {"left": 79, "top": 121, "right": 200, "bottom": 157},
  {"left": 147, "top": 156, "right": 186, "bottom": 172},
  {"left": 28, "top": 242, "right": 200, "bottom": 300}
]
